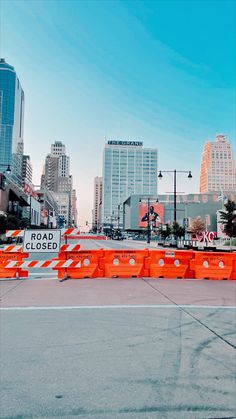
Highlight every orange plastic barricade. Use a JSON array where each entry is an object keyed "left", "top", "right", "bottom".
[
  {"left": 190, "top": 252, "right": 236, "bottom": 280},
  {"left": 76, "top": 235, "right": 107, "bottom": 240},
  {"left": 146, "top": 250, "right": 194, "bottom": 279},
  {"left": 232, "top": 255, "right": 236, "bottom": 280},
  {"left": 101, "top": 249, "right": 149, "bottom": 278},
  {"left": 53, "top": 249, "right": 104, "bottom": 279},
  {"left": 0, "top": 249, "right": 29, "bottom": 278},
  {"left": 63, "top": 235, "right": 107, "bottom": 240}
]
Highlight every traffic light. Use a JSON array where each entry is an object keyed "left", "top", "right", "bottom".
[{"left": 86, "top": 221, "right": 88, "bottom": 226}]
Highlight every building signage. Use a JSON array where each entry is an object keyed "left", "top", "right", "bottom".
[
  {"left": 23, "top": 229, "right": 61, "bottom": 253},
  {"left": 107, "top": 140, "right": 143, "bottom": 146},
  {"left": 139, "top": 203, "right": 164, "bottom": 228},
  {"left": 24, "top": 182, "right": 38, "bottom": 199},
  {"left": 195, "top": 231, "right": 217, "bottom": 243}
]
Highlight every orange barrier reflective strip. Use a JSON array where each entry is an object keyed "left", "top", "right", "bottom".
[
  {"left": 60, "top": 244, "right": 81, "bottom": 252},
  {"left": 62, "top": 228, "right": 80, "bottom": 236},
  {"left": 3, "top": 245, "right": 23, "bottom": 252},
  {"left": 6, "top": 230, "right": 24, "bottom": 237}
]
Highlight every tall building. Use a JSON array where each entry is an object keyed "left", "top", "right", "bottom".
[
  {"left": 200, "top": 134, "right": 236, "bottom": 193},
  {"left": 0, "top": 58, "right": 25, "bottom": 186},
  {"left": 50, "top": 141, "right": 66, "bottom": 157},
  {"left": 58, "top": 155, "right": 70, "bottom": 178},
  {"left": 22, "top": 155, "right": 33, "bottom": 185},
  {"left": 92, "top": 176, "right": 102, "bottom": 230},
  {"left": 71, "top": 189, "right": 78, "bottom": 227},
  {"left": 41, "top": 155, "right": 59, "bottom": 191},
  {"left": 41, "top": 141, "right": 76, "bottom": 226},
  {"left": 102, "top": 140, "right": 158, "bottom": 225}
]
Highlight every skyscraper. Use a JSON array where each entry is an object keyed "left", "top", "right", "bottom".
[
  {"left": 50, "top": 141, "right": 66, "bottom": 156},
  {"left": 92, "top": 176, "right": 102, "bottom": 230},
  {"left": 200, "top": 134, "right": 236, "bottom": 193},
  {"left": 22, "top": 155, "right": 33, "bottom": 185},
  {"left": 41, "top": 154, "right": 59, "bottom": 191},
  {"left": 41, "top": 141, "right": 76, "bottom": 226},
  {"left": 71, "top": 189, "right": 78, "bottom": 227},
  {"left": 0, "top": 58, "right": 25, "bottom": 186},
  {"left": 102, "top": 140, "right": 158, "bottom": 225}
]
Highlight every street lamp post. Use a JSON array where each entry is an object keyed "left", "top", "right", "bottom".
[
  {"left": 147, "top": 197, "right": 151, "bottom": 244},
  {"left": 29, "top": 195, "right": 32, "bottom": 227},
  {"left": 0, "top": 164, "right": 11, "bottom": 174},
  {"left": 158, "top": 170, "right": 192, "bottom": 223},
  {"left": 117, "top": 204, "right": 120, "bottom": 231}
]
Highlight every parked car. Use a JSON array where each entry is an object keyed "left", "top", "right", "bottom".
[{"left": 112, "top": 230, "right": 124, "bottom": 240}]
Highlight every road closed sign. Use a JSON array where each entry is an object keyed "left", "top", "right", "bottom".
[{"left": 23, "top": 230, "right": 61, "bottom": 253}]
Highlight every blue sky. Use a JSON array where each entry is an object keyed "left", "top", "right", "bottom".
[{"left": 1, "top": 0, "right": 235, "bottom": 224}]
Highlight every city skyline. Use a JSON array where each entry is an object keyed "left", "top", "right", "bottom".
[{"left": 1, "top": 0, "right": 235, "bottom": 225}]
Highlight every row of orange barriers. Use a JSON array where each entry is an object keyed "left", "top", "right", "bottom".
[
  {"left": 53, "top": 249, "right": 236, "bottom": 280},
  {"left": 0, "top": 249, "right": 29, "bottom": 278},
  {"left": 0, "top": 247, "right": 235, "bottom": 280}
]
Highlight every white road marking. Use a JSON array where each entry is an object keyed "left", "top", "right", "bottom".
[{"left": 0, "top": 304, "right": 235, "bottom": 311}]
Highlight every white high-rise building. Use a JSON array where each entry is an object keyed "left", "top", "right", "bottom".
[
  {"left": 92, "top": 176, "right": 102, "bottom": 230},
  {"left": 58, "top": 155, "right": 70, "bottom": 178},
  {"left": 102, "top": 140, "right": 158, "bottom": 225},
  {"left": 22, "top": 155, "right": 33, "bottom": 185},
  {"left": 71, "top": 189, "right": 78, "bottom": 227},
  {"left": 41, "top": 141, "right": 75, "bottom": 226},
  {"left": 50, "top": 141, "right": 66, "bottom": 157},
  {"left": 200, "top": 134, "right": 236, "bottom": 193}
]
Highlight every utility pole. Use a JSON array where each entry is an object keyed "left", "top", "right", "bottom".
[
  {"left": 158, "top": 170, "right": 192, "bottom": 224},
  {"left": 147, "top": 197, "right": 151, "bottom": 244}
]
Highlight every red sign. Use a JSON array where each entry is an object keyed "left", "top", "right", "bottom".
[
  {"left": 139, "top": 202, "right": 164, "bottom": 228},
  {"left": 24, "top": 183, "right": 38, "bottom": 199},
  {"left": 196, "top": 231, "right": 217, "bottom": 243}
]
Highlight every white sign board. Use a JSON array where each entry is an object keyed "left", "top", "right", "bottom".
[
  {"left": 217, "top": 210, "right": 228, "bottom": 239},
  {"left": 23, "top": 230, "right": 61, "bottom": 253}
]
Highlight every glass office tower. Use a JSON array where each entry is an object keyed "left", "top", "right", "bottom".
[
  {"left": 102, "top": 140, "right": 158, "bottom": 225},
  {"left": 0, "top": 58, "right": 25, "bottom": 186}
]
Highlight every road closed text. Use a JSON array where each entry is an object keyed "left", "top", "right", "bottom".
[{"left": 23, "top": 230, "right": 61, "bottom": 253}]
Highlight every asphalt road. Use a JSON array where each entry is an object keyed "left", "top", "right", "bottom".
[
  {"left": 1, "top": 305, "right": 235, "bottom": 419},
  {"left": 1, "top": 278, "right": 236, "bottom": 419}
]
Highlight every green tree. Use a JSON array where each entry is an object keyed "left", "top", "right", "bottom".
[
  {"left": 190, "top": 216, "right": 206, "bottom": 237},
  {"left": 19, "top": 217, "right": 30, "bottom": 229},
  {"left": 0, "top": 214, "right": 7, "bottom": 235},
  {"left": 5, "top": 215, "right": 21, "bottom": 231},
  {"left": 171, "top": 221, "right": 185, "bottom": 239},
  {"left": 219, "top": 199, "right": 236, "bottom": 239},
  {"left": 158, "top": 224, "right": 171, "bottom": 242}
]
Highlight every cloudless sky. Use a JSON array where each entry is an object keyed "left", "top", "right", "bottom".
[{"left": 0, "top": 0, "right": 235, "bottom": 226}]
